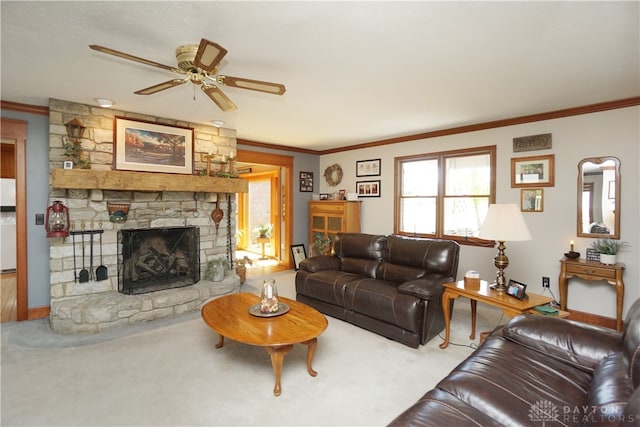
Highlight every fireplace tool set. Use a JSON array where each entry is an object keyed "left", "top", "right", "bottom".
[{"left": 70, "top": 221, "right": 107, "bottom": 283}]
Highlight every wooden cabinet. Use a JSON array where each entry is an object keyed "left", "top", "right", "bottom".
[
  {"left": 1, "top": 143, "right": 15, "bottom": 178},
  {"left": 309, "top": 201, "right": 361, "bottom": 255}
]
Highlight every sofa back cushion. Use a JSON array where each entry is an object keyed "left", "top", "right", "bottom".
[
  {"left": 380, "top": 235, "right": 460, "bottom": 277},
  {"left": 623, "top": 298, "right": 640, "bottom": 388},
  {"left": 333, "top": 233, "right": 385, "bottom": 278}
]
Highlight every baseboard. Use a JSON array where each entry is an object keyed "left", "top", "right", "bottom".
[
  {"left": 566, "top": 308, "right": 618, "bottom": 330},
  {"left": 28, "top": 306, "right": 50, "bottom": 320}
]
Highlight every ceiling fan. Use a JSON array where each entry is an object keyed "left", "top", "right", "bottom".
[{"left": 89, "top": 39, "right": 286, "bottom": 112}]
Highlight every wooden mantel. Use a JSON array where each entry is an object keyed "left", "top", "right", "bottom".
[{"left": 51, "top": 169, "right": 248, "bottom": 193}]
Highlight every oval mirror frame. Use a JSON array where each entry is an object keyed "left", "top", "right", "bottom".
[{"left": 577, "top": 156, "right": 620, "bottom": 239}]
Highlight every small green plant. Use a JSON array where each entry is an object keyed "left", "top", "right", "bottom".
[
  {"left": 254, "top": 223, "right": 273, "bottom": 238},
  {"left": 313, "top": 233, "right": 332, "bottom": 255},
  {"left": 235, "top": 255, "right": 253, "bottom": 268},
  {"left": 590, "top": 238, "right": 629, "bottom": 255},
  {"left": 63, "top": 139, "right": 91, "bottom": 169}
]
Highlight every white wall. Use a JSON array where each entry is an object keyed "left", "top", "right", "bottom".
[{"left": 318, "top": 107, "right": 639, "bottom": 319}]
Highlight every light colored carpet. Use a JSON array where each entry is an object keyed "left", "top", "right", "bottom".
[{"left": 1, "top": 271, "right": 505, "bottom": 427}]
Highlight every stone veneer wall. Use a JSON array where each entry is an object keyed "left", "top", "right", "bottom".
[{"left": 47, "top": 99, "right": 241, "bottom": 333}]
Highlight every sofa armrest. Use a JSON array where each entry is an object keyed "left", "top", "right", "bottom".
[
  {"left": 299, "top": 255, "right": 341, "bottom": 273},
  {"left": 397, "top": 274, "right": 452, "bottom": 299},
  {"left": 503, "top": 314, "right": 623, "bottom": 373}
]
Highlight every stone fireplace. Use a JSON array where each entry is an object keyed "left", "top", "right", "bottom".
[
  {"left": 47, "top": 99, "right": 247, "bottom": 334},
  {"left": 119, "top": 226, "right": 200, "bottom": 295}
]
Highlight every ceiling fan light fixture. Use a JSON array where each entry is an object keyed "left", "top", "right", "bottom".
[{"left": 95, "top": 98, "right": 113, "bottom": 108}]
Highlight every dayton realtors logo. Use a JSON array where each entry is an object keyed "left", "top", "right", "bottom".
[{"left": 529, "top": 400, "right": 638, "bottom": 425}]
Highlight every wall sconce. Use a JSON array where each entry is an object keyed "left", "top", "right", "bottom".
[
  {"left": 63, "top": 118, "right": 90, "bottom": 169},
  {"left": 45, "top": 200, "right": 70, "bottom": 238}
]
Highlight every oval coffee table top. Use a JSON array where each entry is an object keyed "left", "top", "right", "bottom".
[{"left": 201, "top": 293, "right": 328, "bottom": 347}]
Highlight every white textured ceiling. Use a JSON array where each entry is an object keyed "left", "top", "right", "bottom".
[{"left": 1, "top": 1, "right": 638, "bottom": 151}]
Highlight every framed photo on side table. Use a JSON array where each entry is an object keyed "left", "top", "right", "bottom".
[
  {"left": 114, "top": 117, "right": 194, "bottom": 174},
  {"left": 511, "top": 154, "right": 555, "bottom": 188},
  {"left": 506, "top": 279, "right": 527, "bottom": 300},
  {"left": 290, "top": 244, "right": 307, "bottom": 270}
]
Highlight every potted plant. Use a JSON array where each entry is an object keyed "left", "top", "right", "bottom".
[
  {"left": 254, "top": 223, "right": 273, "bottom": 239},
  {"left": 313, "top": 233, "right": 332, "bottom": 256},
  {"left": 590, "top": 238, "right": 628, "bottom": 265}
]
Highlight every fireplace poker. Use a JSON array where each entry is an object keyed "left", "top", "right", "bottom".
[
  {"left": 96, "top": 221, "right": 108, "bottom": 281},
  {"left": 71, "top": 223, "right": 77, "bottom": 282},
  {"left": 78, "top": 222, "right": 89, "bottom": 283},
  {"left": 89, "top": 221, "right": 95, "bottom": 281}
]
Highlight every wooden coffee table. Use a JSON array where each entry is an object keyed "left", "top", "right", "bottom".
[
  {"left": 201, "top": 293, "right": 328, "bottom": 396},
  {"left": 439, "top": 280, "right": 554, "bottom": 349}
]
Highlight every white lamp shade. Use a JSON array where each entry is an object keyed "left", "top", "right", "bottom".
[{"left": 478, "top": 203, "right": 532, "bottom": 241}]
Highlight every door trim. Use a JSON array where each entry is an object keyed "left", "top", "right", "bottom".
[
  {"left": 2, "top": 118, "right": 28, "bottom": 320},
  {"left": 236, "top": 149, "right": 294, "bottom": 268}
]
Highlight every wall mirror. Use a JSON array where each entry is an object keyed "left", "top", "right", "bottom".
[{"left": 577, "top": 156, "right": 620, "bottom": 239}]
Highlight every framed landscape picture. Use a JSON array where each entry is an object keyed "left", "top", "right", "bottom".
[{"left": 114, "top": 117, "right": 194, "bottom": 174}]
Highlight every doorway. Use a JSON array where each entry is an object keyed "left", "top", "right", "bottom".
[
  {"left": 1, "top": 118, "right": 28, "bottom": 322},
  {"left": 236, "top": 149, "right": 293, "bottom": 274}
]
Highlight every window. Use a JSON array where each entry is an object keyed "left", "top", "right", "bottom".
[{"left": 395, "top": 146, "right": 496, "bottom": 246}]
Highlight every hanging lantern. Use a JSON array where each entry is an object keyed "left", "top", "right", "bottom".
[{"left": 45, "top": 201, "right": 70, "bottom": 238}]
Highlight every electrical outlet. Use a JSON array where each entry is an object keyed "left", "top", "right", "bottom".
[{"left": 542, "top": 276, "right": 550, "bottom": 288}]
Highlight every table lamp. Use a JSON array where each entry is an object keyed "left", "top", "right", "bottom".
[{"left": 478, "top": 203, "right": 532, "bottom": 292}]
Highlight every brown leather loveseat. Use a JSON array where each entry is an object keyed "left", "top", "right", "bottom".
[
  {"left": 388, "top": 297, "right": 640, "bottom": 426},
  {"left": 295, "top": 233, "right": 460, "bottom": 348}
]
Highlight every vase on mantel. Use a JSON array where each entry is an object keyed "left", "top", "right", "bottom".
[{"left": 600, "top": 254, "right": 617, "bottom": 265}]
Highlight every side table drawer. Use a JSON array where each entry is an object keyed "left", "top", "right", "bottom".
[{"left": 565, "top": 263, "right": 616, "bottom": 279}]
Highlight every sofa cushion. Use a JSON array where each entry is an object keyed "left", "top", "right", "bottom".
[
  {"left": 333, "top": 233, "right": 386, "bottom": 260},
  {"left": 503, "top": 315, "right": 622, "bottom": 373},
  {"left": 343, "top": 277, "right": 423, "bottom": 333},
  {"left": 384, "top": 235, "right": 459, "bottom": 276},
  {"left": 584, "top": 352, "right": 633, "bottom": 426},
  {"left": 295, "top": 269, "right": 361, "bottom": 307},
  {"left": 377, "top": 262, "right": 425, "bottom": 283},
  {"left": 298, "top": 255, "right": 341, "bottom": 273},
  {"left": 435, "top": 335, "right": 592, "bottom": 426},
  {"left": 341, "top": 257, "right": 381, "bottom": 278}
]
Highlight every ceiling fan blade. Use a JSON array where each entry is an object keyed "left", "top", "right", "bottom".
[
  {"left": 217, "top": 75, "right": 286, "bottom": 95},
  {"left": 135, "top": 79, "right": 187, "bottom": 95},
  {"left": 202, "top": 85, "right": 237, "bottom": 112},
  {"left": 89, "top": 44, "right": 183, "bottom": 73},
  {"left": 193, "top": 39, "right": 227, "bottom": 74}
]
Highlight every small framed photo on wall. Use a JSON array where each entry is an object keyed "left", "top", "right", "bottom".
[
  {"left": 299, "top": 172, "right": 314, "bottom": 192},
  {"left": 520, "top": 188, "right": 543, "bottom": 212},
  {"left": 511, "top": 154, "right": 555, "bottom": 188}
]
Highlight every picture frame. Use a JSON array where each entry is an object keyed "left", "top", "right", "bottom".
[
  {"left": 520, "top": 188, "right": 544, "bottom": 212},
  {"left": 511, "top": 154, "right": 555, "bottom": 188},
  {"left": 356, "top": 158, "right": 381, "bottom": 177},
  {"left": 290, "top": 244, "right": 307, "bottom": 270},
  {"left": 63, "top": 161, "right": 74, "bottom": 170},
  {"left": 356, "top": 180, "right": 381, "bottom": 197},
  {"left": 114, "top": 117, "right": 194, "bottom": 174},
  {"left": 586, "top": 248, "right": 601, "bottom": 262},
  {"left": 299, "top": 171, "right": 314, "bottom": 192},
  {"left": 338, "top": 189, "right": 346, "bottom": 200},
  {"left": 319, "top": 193, "right": 329, "bottom": 200},
  {"left": 506, "top": 279, "right": 527, "bottom": 300}
]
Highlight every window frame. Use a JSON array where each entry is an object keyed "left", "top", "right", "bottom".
[{"left": 394, "top": 145, "right": 496, "bottom": 247}]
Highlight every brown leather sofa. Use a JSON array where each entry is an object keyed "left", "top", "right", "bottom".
[
  {"left": 295, "top": 233, "right": 460, "bottom": 348},
  {"left": 388, "top": 297, "right": 640, "bottom": 426}
]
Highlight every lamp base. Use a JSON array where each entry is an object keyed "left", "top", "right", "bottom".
[{"left": 490, "top": 282, "right": 507, "bottom": 293}]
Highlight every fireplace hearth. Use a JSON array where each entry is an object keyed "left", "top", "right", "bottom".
[{"left": 119, "top": 227, "right": 200, "bottom": 295}]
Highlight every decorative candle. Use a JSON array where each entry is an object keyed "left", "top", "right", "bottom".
[{"left": 570, "top": 240, "right": 574, "bottom": 252}]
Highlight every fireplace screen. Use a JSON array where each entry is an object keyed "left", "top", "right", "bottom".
[{"left": 118, "top": 227, "right": 200, "bottom": 295}]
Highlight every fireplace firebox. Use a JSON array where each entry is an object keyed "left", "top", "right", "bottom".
[{"left": 118, "top": 227, "right": 200, "bottom": 295}]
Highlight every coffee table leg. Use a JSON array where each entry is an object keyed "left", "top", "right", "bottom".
[
  {"left": 215, "top": 334, "right": 225, "bottom": 348},
  {"left": 265, "top": 345, "right": 293, "bottom": 397},
  {"left": 301, "top": 338, "right": 318, "bottom": 377}
]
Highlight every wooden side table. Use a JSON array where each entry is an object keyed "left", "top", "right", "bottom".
[
  {"left": 257, "top": 237, "right": 270, "bottom": 260},
  {"left": 558, "top": 257, "right": 625, "bottom": 332},
  {"left": 439, "top": 280, "right": 553, "bottom": 349}
]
